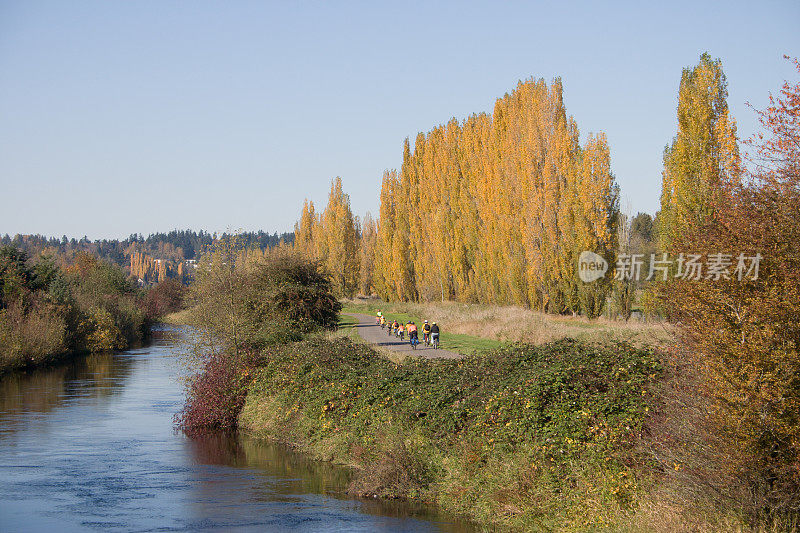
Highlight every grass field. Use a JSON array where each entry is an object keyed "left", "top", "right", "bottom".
[{"left": 343, "top": 299, "right": 673, "bottom": 349}]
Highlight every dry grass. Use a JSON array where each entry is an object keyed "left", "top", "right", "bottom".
[{"left": 344, "top": 299, "right": 674, "bottom": 348}]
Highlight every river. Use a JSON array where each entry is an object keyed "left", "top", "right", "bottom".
[{"left": 0, "top": 327, "right": 474, "bottom": 532}]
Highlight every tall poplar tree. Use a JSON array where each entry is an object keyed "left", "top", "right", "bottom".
[
  {"left": 659, "top": 53, "right": 740, "bottom": 250},
  {"left": 368, "top": 76, "right": 619, "bottom": 316},
  {"left": 294, "top": 199, "right": 317, "bottom": 258},
  {"left": 359, "top": 212, "right": 378, "bottom": 296},
  {"left": 319, "top": 177, "right": 359, "bottom": 297}
]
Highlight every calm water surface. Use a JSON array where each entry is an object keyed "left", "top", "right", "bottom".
[{"left": 0, "top": 327, "right": 473, "bottom": 532}]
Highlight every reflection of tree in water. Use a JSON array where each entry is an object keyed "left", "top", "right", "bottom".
[
  {"left": 186, "top": 433, "right": 474, "bottom": 531},
  {"left": 0, "top": 351, "right": 137, "bottom": 436},
  {"left": 186, "top": 432, "right": 352, "bottom": 495}
]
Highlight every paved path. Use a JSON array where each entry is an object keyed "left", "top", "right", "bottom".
[{"left": 345, "top": 313, "right": 462, "bottom": 359}]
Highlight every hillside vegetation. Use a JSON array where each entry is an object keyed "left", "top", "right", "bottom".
[{"left": 239, "top": 336, "right": 661, "bottom": 530}]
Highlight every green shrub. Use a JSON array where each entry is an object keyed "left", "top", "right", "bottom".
[
  {"left": 84, "top": 307, "right": 125, "bottom": 352},
  {"left": 0, "top": 247, "right": 150, "bottom": 370},
  {"left": 189, "top": 244, "right": 340, "bottom": 352},
  {"left": 0, "top": 302, "right": 67, "bottom": 368}
]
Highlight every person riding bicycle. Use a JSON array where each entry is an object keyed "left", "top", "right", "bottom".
[
  {"left": 407, "top": 322, "right": 418, "bottom": 344},
  {"left": 375, "top": 310, "right": 382, "bottom": 324},
  {"left": 421, "top": 320, "right": 432, "bottom": 345},
  {"left": 380, "top": 315, "right": 386, "bottom": 328},
  {"left": 390, "top": 319, "right": 398, "bottom": 336},
  {"left": 430, "top": 322, "right": 440, "bottom": 348},
  {"left": 397, "top": 322, "right": 405, "bottom": 341}
]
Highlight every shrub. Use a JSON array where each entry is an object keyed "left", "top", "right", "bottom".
[
  {"left": 179, "top": 246, "right": 341, "bottom": 435},
  {"left": 143, "top": 278, "right": 186, "bottom": 319},
  {"left": 176, "top": 349, "right": 255, "bottom": 436},
  {"left": 84, "top": 307, "right": 125, "bottom": 352},
  {"left": 0, "top": 247, "right": 150, "bottom": 371},
  {"left": 0, "top": 302, "right": 66, "bottom": 368},
  {"left": 189, "top": 242, "right": 340, "bottom": 352}
]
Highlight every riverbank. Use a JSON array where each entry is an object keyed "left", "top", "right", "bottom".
[
  {"left": 0, "top": 247, "right": 161, "bottom": 375},
  {"left": 238, "top": 334, "right": 662, "bottom": 530}
]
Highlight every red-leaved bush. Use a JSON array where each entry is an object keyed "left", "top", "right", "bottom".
[{"left": 176, "top": 350, "right": 252, "bottom": 436}]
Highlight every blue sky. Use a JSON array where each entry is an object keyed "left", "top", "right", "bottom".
[{"left": 1, "top": 1, "right": 798, "bottom": 240}]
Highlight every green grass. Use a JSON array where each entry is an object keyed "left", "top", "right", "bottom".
[
  {"left": 161, "top": 308, "right": 193, "bottom": 325},
  {"left": 337, "top": 313, "right": 359, "bottom": 330},
  {"left": 335, "top": 313, "right": 362, "bottom": 342},
  {"left": 341, "top": 304, "right": 506, "bottom": 355}
]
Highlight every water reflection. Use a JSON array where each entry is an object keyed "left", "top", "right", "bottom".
[
  {"left": 188, "top": 433, "right": 351, "bottom": 493},
  {"left": 0, "top": 327, "right": 475, "bottom": 532},
  {"left": 185, "top": 433, "right": 474, "bottom": 531},
  {"left": 0, "top": 351, "right": 136, "bottom": 437}
]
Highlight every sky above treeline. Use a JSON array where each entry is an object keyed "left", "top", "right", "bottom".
[{"left": 1, "top": 1, "right": 798, "bottom": 240}]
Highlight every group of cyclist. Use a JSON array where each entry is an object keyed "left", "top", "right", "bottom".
[{"left": 375, "top": 311, "right": 440, "bottom": 349}]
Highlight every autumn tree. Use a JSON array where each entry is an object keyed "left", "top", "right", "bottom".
[
  {"left": 293, "top": 199, "right": 317, "bottom": 258},
  {"left": 371, "top": 76, "right": 619, "bottom": 315},
  {"left": 373, "top": 170, "right": 398, "bottom": 300},
  {"left": 292, "top": 178, "right": 359, "bottom": 298},
  {"left": 575, "top": 134, "right": 619, "bottom": 318},
  {"left": 358, "top": 212, "right": 377, "bottom": 296},
  {"left": 664, "top": 58, "right": 800, "bottom": 517},
  {"left": 659, "top": 53, "right": 740, "bottom": 251}
]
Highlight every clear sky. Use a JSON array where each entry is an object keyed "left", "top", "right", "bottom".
[{"left": 1, "top": 1, "right": 798, "bottom": 240}]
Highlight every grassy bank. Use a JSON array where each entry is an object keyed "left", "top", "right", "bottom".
[
  {"left": 239, "top": 335, "right": 662, "bottom": 530},
  {"left": 342, "top": 299, "right": 673, "bottom": 348}
]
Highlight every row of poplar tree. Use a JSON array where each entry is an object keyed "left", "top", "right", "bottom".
[{"left": 294, "top": 55, "right": 737, "bottom": 318}]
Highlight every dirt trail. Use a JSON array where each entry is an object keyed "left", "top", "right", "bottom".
[{"left": 345, "top": 313, "right": 462, "bottom": 359}]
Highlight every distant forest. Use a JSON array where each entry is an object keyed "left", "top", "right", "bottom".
[{"left": 0, "top": 230, "right": 295, "bottom": 269}]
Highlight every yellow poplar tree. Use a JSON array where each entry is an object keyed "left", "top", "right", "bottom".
[
  {"left": 359, "top": 212, "right": 378, "bottom": 296},
  {"left": 659, "top": 52, "right": 740, "bottom": 251},
  {"left": 293, "top": 199, "right": 317, "bottom": 258},
  {"left": 319, "top": 177, "right": 359, "bottom": 297},
  {"left": 576, "top": 133, "right": 619, "bottom": 318},
  {"left": 367, "top": 76, "right": 619, "bottom": 316},
  {"left": 373, "top": 170, "right": 398, "bottom": 299}
]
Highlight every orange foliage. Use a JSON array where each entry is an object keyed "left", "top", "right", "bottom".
[{"left": 664, "top": 57, "right": 800, "bottom": 515}]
